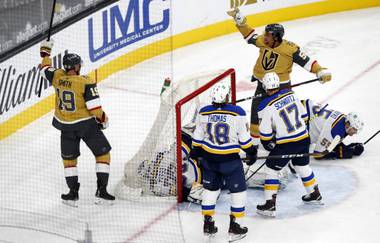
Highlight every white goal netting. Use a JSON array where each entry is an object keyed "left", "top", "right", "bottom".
[{"left": 115, "top": 69, "right": 236, "bottom": 201}]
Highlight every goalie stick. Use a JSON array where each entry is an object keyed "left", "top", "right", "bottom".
[
  {"left": 37, "top": 0, "right": 57, "bottom": 98},
  {"left": 245, "top": 135, "right": 341, "bottom": 182},
  {"left": 236, "top": 78, "right": 320, "bottom": 103}
]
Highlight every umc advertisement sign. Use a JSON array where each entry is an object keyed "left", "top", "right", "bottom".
[{"left": 88, "top": 0, "right": 170, "bottom": 62}]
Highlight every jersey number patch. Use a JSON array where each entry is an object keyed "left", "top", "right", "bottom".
[
  {"left": 206, "top": 123, "right": 230, "bottom": 145},
  {"left": 56, "top": 88, "right": 76, "bottom": 112},
  {"left": 279, "top": 104, "right": 302, "bottom": 133}
]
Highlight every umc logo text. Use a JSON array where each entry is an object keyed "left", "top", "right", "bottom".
[{"left": 88, "top": 0, "right": 170, "bottom": 62}]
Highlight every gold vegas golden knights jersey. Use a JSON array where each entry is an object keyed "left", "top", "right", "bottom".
[
  {"left": 236, "top": 24, "right": 323, "bottom": 83},
  {"left": 40, "top": 57, "right": 102, "bottom": 131}
]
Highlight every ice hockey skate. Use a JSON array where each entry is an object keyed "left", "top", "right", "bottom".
[
  {"left": 95, "top": 186, "right": 115, "bottom": 205},
  {"left": 256, "top": 194, "right": 276, "bottom": 217},
  {"left": 302, "top": 185, "right": 323, "bottom": 205},
  {"left": 203, "top": 215, "right": 217, "bottom": 243},
  {"left": 61, "top": 183, "right": 80, "bottom": 208},
  {"left": 228, "top": 215, "right": 248, "bottom": 242}
]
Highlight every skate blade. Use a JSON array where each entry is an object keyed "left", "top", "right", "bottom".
[
  {"left": 203, "top": 233, "right": 216, "bottom": 243},
  {"left": 256, "top": 209, "right": 276, "bottom": 218},
  {"left": 229, "top": 233, "right": 247, "bottom": 242},
  {"left": 62, "top": 200, "right": 78, "bottom": 208},
  {"left": 95, "top": 197, "right": 114, "bottom": 206},
  {"left": 303, "top": 200, "right": 324, "bottom": 205}
]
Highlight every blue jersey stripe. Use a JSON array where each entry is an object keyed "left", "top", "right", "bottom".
[
  {"left": 301, "top": 172, "right": 315, "bottom": 182},
  {"left": 276, "top": 129, "right": 307, "bottom": 141},
  {"left": 231, "top": 207, "right": 245, "bottom": 212},
  {"left": 265, "top": 179, "right": 280, "bottom": 185}
]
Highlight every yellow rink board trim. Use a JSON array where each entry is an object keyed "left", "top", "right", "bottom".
[{"left": 1, "top": 0, "right": 379, "bottom": 140}]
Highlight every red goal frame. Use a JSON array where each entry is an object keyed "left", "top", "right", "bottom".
[{"left": 175, "top": 69, "right": 237, "bottom": 202}]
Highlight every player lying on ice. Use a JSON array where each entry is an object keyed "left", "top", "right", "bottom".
[{"left": 301, "top": 99, "right": 364, "bottom": 160}]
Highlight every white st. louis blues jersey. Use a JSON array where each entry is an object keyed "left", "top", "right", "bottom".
[
  {"left": 303, "top": 99, "right": 346, "bottom": 154},
  {"left": 192, "top": 104, "right": 254, "bottom": 162},
  {"left": 258, "top": 89, "right": 309, "bottom": 144}
]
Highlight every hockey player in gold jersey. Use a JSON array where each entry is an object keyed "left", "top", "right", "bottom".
[
  {"left": 227, "top": 8, "right": 332, "bottom": 142},
  {"left": 39, "top": 40, "right": 115, "bottom": 207}
]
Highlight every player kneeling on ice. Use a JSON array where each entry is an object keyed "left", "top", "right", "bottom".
[
  {"left": 190, "top": 82, "right": 257, "bottom": 242},
  {"left": 302, "top": 99, "right": 364, "bottom": 160},
  {"left": 39, "top": 40, "right": 115, "bottom": 207},
  {"left": 256, "top": 72, "right": 322, "bottom": 217}
]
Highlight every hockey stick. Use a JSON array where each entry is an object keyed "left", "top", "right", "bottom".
[
  {"left": 244, "top": 151, "right": 327, "bottom": 183},
  {"left": 364, "top": 129, "right": 380, "bottom": 145},
  {"left": 244, "top": 135, "right": 340, "bottom": 182},
  {"left": 236, "top": 78, "right": 320, "bottom": 103},
  {"left": 37, "top": 0, "right": 57, "bottom": 98}
]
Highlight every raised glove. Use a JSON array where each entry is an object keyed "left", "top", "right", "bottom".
[
  {"left": 96, "top": 112, "right": 109, "bottom": 130},
  {"left": 317, "top": 68, "right": 332, "bottom": 83},
  {"left": 227, "top": 8, "right": 246, "bottom": 26},
  {"left": 40, "top": 40, "right": 54, "bottom": 57}
]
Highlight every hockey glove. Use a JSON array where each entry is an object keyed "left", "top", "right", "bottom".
[
  {"left": 96, "top": 112, "right": 109, "bottom": 130},
  {"left": 335, "top": 143, "right": 354, "bottom": 159},
  {"left": 349, "top": 143, "right": 364, "bottom": 156},
  {"left": 245, "top": 146, "right": 258, "bottom": 166},
  {"left": 40, "top": 40, "right": 54, "bottom": 57},
  {"left": 262, "top": 140, "right": 275, "bottom": 152},
  {"left": 227, "top": 8, "right": 246, "bottom": 26},
  {"left": 317, "top": 68, "right": 332, "bottom": 83}
]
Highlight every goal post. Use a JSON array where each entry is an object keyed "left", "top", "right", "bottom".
[
  {"left": 175, "top": 68, "right": 236, "bottom": 202},
  {"left": 116, "top": 68, "right": 237, "bottom": 203}
]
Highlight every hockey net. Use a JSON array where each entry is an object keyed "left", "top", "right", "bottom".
[{"left": 115, "top": 69, "right": 236, "bottom": 202}]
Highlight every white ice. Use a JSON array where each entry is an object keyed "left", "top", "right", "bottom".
[{"left": 1, "top": 7, "right": 380, "bottom": 243}]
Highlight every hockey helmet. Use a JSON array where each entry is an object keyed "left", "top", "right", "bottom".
[
  {"left": 211, "top": 82, "right": 230, "bottom": 104},
  {"left": 265, "top": 23, "right": 285, "bottom": 41},
  {"left": 346, "top": 112, "right": 364, "bottom": 133},
  {"left": 63, "top": 53, "right": 82, "bottom": 71},
  {"left": 262, "top": 72, "right": 280, "bottom": 91}
]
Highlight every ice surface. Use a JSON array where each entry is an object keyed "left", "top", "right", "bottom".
[{"left": 1, "top": 7, "right": 380, "bottom": 243}]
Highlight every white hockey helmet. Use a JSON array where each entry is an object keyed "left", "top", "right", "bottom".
[
  {"left": 262, "top": 72, "right": 280, "bottom": 91},
  {"left": 211, "top": 82, "right": 230, "bottom": 104},
  {"left": 346, "top": 112, "right": 364, "bottom": 132}
]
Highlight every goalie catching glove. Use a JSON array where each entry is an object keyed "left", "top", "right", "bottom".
[{"left": 40, "top": 40, "right": 54, "bottom": 57}]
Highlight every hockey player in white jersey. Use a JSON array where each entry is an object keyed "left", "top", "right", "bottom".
[
  {"left": 256, "top": 72, "right": 322, "bottom": 217},
  {"left": 190, "top": 82, "right": 257, "bottom": 242},
  {"left": 302, "top": 99, "right": 364, "bottom": 159}
]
